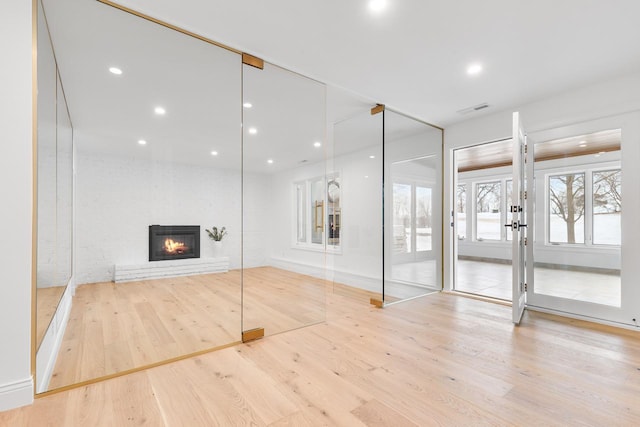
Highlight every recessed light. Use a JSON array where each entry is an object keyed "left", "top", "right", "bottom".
[
  {"left": 364, "top": 175, "right": 369, "bottom": 179},
  {"left": 598, "top": 151, "right": 606, "bottom": 154},
  {"left": 467, "top": 63, "right": 483, "bottom": 76},
  {"left": 267, "top": 159, "right": 274, "bottom": 164},
  {"left": 248, "top": 127, "right": 257, "bottom": 135},
  {"left": 579, "top": 142, "right": 587, "bottom": 148},
  {"left": 243, "top": 102, "right": 252, "bottom": 108},
  {"left": 109, "top": 67, "right": 123, "bottom": 75},
  {"left": 211, "top": 151, "right": 218, "bottom": 156},
  {"left": 369, "top": 155, "right": 375, "bottom": 159},
  {"left": 368, "top": 0, "right": 388, "bottom": 13},
  {"left": 138, "top": 139, "right": 147, "bottom": 145},
  {"left": 314, "top": 141, "right": 322, "bottom": 148},
  {"left": 154, "top": 106, "right": 166, "bottom": 115}
]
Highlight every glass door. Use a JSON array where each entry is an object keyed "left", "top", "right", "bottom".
[{"left": 526, "top": 119, "right": 627, "bottom": 325}]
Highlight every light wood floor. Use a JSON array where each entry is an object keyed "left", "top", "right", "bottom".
[
  {"left": 47, "top": 267, "right": 337, "bottom": 391},
  {"left": 6, "top": 290, "right": 640, "bottom": 425}
]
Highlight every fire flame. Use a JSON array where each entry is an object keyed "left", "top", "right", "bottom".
[{"left": 164, "top": 238, "right": 187, "bottom": 254}]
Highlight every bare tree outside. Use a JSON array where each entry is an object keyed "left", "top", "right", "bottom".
[
  {"left": 476, "top": 182, "right": 501, "bottom": 213},
  {"left": 549, "top": 173, "right": 585, "bottom": 243},
  {"left": 593, "top": 169, "right": 622, "bottom": 245},
  {"left": 456, "top": 184, "right": 466, "bottom": 213},
  {"left": 593, "top": 169, "right": 621, "bottom": 213}
]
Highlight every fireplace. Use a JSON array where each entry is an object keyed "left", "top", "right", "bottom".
[{"left": 149, "top": 225, "right": 200, "bottom": 262}]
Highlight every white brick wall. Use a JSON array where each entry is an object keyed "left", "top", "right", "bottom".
[{"left": 75, "top": 151, "right": 270, "bottom": 285}]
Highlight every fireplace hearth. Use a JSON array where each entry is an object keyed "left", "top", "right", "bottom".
[{"left": 149, "top": 225, "right": 200, "bottom": 261}]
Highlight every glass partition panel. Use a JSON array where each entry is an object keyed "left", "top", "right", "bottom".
[
  {"left": 36, "top": 0, "right": 66, "bottom": 351},
  {"left": 383, "top": 110, "right": 442, "bottom": 303},
  {"left": 242, "top": 61, "right": 326, "bottom": 337},
  {"left": 40, "top": 0, "right": 241, "bottom": 392},
  {"left": 331, "top": 110, "right": 383, "bottom": 302},
  {"left": 56, "top": 71, "right": 73, "bottom": 288}
]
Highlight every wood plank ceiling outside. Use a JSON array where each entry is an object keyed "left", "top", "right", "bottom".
[{"left": 456, "top": 129, "right": 621, "bottom": 173}]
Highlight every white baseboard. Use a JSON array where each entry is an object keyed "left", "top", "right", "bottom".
[
  {"left": 526, "top": 305, "right": 640, "bottom": 332},
  {"left": 36, "top": 285, "right": 73, "bottom": 393},
  {"left": 269, "top": 257, "right": 382, "bottom": 293},
  {"left": 114, "top": 257, "right": 229, "bottom": 283},
  {"left": 0, "top": 377, "right": 33, "bottom": 412}
]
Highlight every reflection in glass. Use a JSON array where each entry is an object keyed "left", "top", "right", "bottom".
[
  {"left": 36, "top": 0, "right": 69, "bottom": 352},
  {"left": 384, "top": 110, "right": 442, "bottom": 302},
  {"left": 327, "top": 176, "right": 341, "bottom": 247},
  {"left": 311, "top": 178, "right": 324, "bottom": 245}
]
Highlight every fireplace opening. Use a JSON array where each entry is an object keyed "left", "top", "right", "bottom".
[{"left": 149, "top": 225, "right": 200, "bottom": 261}]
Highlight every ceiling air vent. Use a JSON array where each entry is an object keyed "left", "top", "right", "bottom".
[{"left": 457, "top": 102, "right": 490, "bottom": 115}]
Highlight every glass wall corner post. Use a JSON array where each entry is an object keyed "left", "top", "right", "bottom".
[
  {"left": 383, "top": 109, "right": 443, "bottom": 305},
  {"left": 330, "top": 104, "right": 384, "bottom": 306},
  {"left": 241, "top": 57, "right": 327, "bottom": 339}
]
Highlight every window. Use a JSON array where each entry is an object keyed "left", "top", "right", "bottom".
[
  {"left": 549, "top": 173, "right": 585, "bottom": 244},
  {"left": 593, "top": 169, "right": 621, "bottom": 245},
  {"left": 416, "top": 186, "right": 432, "bottom": 251},
  {"left": 393, "top": 183, "right": 412, "bottom": 253},
  {"left": 456, "top": 184, "right": 466, "bottom": 240},
  {"left": 295, "top": 182, "right": 306, "bottom": 243},
  {"left": 476, "top": 181, "right": 501, "bottom": 240},
  {"left": 294, "top": 174, "right": 341, "bottom": 249}
]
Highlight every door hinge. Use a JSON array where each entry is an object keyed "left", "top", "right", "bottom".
[
  {"left": 524, "top": 190, "right": 527, "bottom": 200},
  {"left": 524, "top": 144, "right": 528, "bottom": 154},
  {"left": 524, "top": 283, "right": 528, "bottom": 292},
  {"left": 524, "top": 237, "right": 528, "bottom": 246}
]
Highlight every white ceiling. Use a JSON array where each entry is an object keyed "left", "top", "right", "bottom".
[
  {"left": 42, "top": 0, "right": 640, "bottom": 173},
  {"left": 101, "top": 0, "right": 640, "bottom": 126}
]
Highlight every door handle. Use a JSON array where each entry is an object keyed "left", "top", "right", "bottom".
[{"left": 504, "top": 221, "right": 527, "bottom": 230}]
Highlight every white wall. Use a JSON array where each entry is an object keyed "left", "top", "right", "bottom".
[
  {"left": 0, "top": 0, "right": 34, "bottom": 411},
  {"left": 75, "top": 150, "right": 268, "bottom": 285},
  {"left": 444, "top": 71, "right": 640, "bottom": 326}
]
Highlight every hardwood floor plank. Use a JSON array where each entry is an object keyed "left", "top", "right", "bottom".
[
  {"left": 4, "top": 268, "right": 640, "bottom": 426},
  {"left": 351, "top": 399, "right": 418, "bottom": 427}
]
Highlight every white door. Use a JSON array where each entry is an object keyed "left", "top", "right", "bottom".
[{"left": 511, "top": 112, "right": 527, "bottom": 324}]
